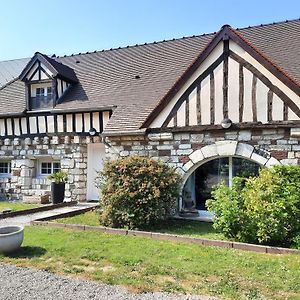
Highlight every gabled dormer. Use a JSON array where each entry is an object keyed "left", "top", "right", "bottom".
[{"left": 19, "top": 52, "right": 78, "bottom": 111}]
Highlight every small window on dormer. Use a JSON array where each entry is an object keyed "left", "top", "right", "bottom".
[{"left": 30, "top": 84, "right": 54, "bottom": 110}]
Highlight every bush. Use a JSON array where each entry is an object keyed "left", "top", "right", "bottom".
[
  {"left": 97, "top": 156, "right": 182, "bottom": 229},
  {"left": 207, "top": 165, "right": 300, "bottom": 247}
]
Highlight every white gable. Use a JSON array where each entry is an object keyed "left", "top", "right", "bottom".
[{"left": 150, "top": 38, "right": 300, "bottom": 129}]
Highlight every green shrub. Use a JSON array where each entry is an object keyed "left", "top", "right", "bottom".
[
  {"left": 207, "top": 165, "right": 300, "bottom": 247},
  {"left": 97, "top": 156, "right": 182, "bottom": 229}
]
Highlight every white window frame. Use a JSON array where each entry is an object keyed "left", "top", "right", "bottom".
[
  {"left": 38, "top": 160, "right": 61, "bottom": 177},
  {"left": 0, "top": 161, "right": 11, "bottom": 177}
]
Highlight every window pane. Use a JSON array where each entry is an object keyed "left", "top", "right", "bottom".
[
  {"left": 53, "top": 162, "right": 61, "bottom": 173},
  {"left": 232, "top": 157, "right": 260, "bottom": 178},
  {"left": 41, "top": 162, "right": 52, "bottom": 174},
  {"left": 0, "top": 162, "right": 10, "bottom": 174}
]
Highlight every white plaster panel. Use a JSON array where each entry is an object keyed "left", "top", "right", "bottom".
[
  {"left": 242, "top": 68, "right": 253, "bottom": 122},
  {"left": 92, "top": 112, "right": 100, "bottom": 132},
  {"left": 167, "top": 118, "right": 174, "bottom": 127},
  {"left": 84, "top": 113, "right": 90, "bottom": 132},
  {"left": 214, "top": 63, "right": 223, "bottom": 124},
  {"left": 26, "top": 62, "right": 38, "bottom": 80},
  {"left": 13, "top": 118, "right": 20, "bottom": 136},
  {"left": 228, "top": 58, "right": 240, "bottom": 123},
  {"left": 6, "top": 119, "right": 12, "bottom": 135},
  {"left": 189, "top": 88, "right": 197, "bottom": 126},
  {"left": 201, "top": 144, "right": 218, "bottom": 158},
  {"left": 272, "top": 94, "right": 284, "bottom": 121},
  {"left": 200, "top": 76, "right": 211, "bottom": 125},
  {"left": 57, "top": 115, "right": 64, "bottom": 132},
  {"left": 38, "top": 116, "right": 46, "bottom": 133},
  {"left": 103, "top": 111, "right": 110, "bottom": 129},
  {"left": 288, "top": 108, "right": 300, "bottom": 120},
  {"left": 67, "top": 114, "right": 73, "bottom": 132},
  {"left": 256, "top": 78, "right": 268, "bottom": 123},
  {"left": 0, "top": 119, "right": 5, "bottom": 136},
  {"left": 150, "top": 42, "right": 223, "bottom": 128},
  {"left": 75, "top": 113, "right": 83, "bottom": 132},
  {"left": 177, "top": 102, "right": 186, "bottom": 127},
  {"left": 29, "top": 117, "right": 37, "bottom": 134},
  {"left": 215, "top": 141, "right": 237, "bottom": 156},
  {"left": 21, "top": 118, "right": 27, "bottom": 134},
  {"left": 47, "top": 116, "right": 54, "bottom": 133},
  {"left": 189, "top": 149, "right": 204, "bottom": 164},
  {"left": 235, "top": 143, "right": 254, "bottom": 158}
]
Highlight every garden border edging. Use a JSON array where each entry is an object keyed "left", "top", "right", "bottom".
[
  {"left": 0, "top": 201, "right": 78, "bottom": 219},
  {"left": 30, "top": 219, "right": 300, "bottom": 255}
]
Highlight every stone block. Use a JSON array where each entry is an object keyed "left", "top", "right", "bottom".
[
  {"left": 280, "top": 158, "right": 298, "bottom": 165},
  {"left": 176, "top": 149, "right": 193, "bottom": 156},
  {"left": 61, "top": 159, "right": 75, "bottom": 169},
  {"left": 250, "top": 152, "right": 268, "bottom": 166},
  {"left": 215, "top": 141, "right": 237, "bottom": 156},
  {"left": 201, "top": 144, "right": 218, "bottom": 158},
  {"left": 235, "top": 143, "right": 253, "bottom": 158},
  {"left": 178, "top": 144, "right": 191, "bottom": 149},
  {"left": 238, "top": 130, "right": 251, "bottom": 141},
  {"left": 290, "top": 127, "right": 300, "bottom": 137},
  {"left": 189, "top": 149, "right": 204, "bottom": 164},
  {"left": 265, "top": 157, "right": 281, "bottom": 168},
  {"left": 157, "top": 145, "right": 173, "bottom": 150},
  {"left": 182, "top": 160, "right": 194, "bottom": 172},
  {"left": 190, "top": 134, "right": 204, "bottom": 143}
]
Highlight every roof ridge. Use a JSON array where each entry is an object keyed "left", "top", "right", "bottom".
[{"left": 235, "top": 17, "right": 300, "bottom": 31}]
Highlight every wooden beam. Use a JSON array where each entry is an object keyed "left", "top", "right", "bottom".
[
  {"left": 196, "top": 84, "right": 201, "bottom": 125},
  {"left": 185, "top": 98, "right": 189, "bottom": 126},
  {"left": 251, "top": 75, "right": 258, "bottom": 122},
  {"left": 267, "top": 90, "right": 273, "bottom": 122},
  {"left": 239, "top": 64, "right": 244, "bottom": 122},
  {"left": 210, "top": 72, "right": 215, "bottom": 124}
]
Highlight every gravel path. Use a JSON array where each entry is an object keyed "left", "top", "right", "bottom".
[{"left": 0, "top": 264, "right": 216, "bottom": 300}]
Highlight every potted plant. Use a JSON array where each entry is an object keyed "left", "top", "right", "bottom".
[{"left": 48, "top": 171, "right": 68, "bottom": 204}]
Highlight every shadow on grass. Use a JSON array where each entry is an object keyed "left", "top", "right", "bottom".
[{"left": 4, "top": 246, "right": 47, "bottom": 259}]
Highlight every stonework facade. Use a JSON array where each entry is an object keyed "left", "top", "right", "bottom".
[
  {"left": 105, "top": 127, "right": 300, "bottom": 183},
  {"left": 0, "top": 135, "right": 102, "bottom": 202}
]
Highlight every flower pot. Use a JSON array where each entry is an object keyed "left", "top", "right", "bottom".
[
  {"left": 0, "top": 226, "right": 24, "bottom": 253},
  {"left": 51, "top": 182, "right": 65, "bottom": 204}
]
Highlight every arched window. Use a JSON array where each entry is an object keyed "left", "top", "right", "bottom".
[{"left": 183, "top": 157, "right": 260, "bottom": 212}]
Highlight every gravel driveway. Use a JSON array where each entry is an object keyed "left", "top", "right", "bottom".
[{"left": 0, "top": 264, "right": 216, "bottom": 300}]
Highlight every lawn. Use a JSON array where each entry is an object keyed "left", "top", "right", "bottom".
[
  {"left": 0, "top": 201, "right": 41, "bottom": 213},
  {"left": 0, "top": 226, "right": 299, "bottom": 300},
  {"left": 53, "top": 210, "right": 225, "bottom": 240}
]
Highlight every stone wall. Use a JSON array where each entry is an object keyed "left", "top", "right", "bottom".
[
  {"left": 0, "top": 135, "right": 102, "bottom": 202},
  {"left": 105, "top": 128, "right": 300, "bottom": 181}
]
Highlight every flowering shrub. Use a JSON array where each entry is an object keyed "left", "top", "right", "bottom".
[
  {"left": 207, "top": 165, "right": 300, "bottom": 248},
  {"left": 97, "top": 156, "right": 182, "bottom": 229}
]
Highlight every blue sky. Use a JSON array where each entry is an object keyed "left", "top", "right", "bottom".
[{"left": 0, "top": 0, "right": 299, "bottom": 60}]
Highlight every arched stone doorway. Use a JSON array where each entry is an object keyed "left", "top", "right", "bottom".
[{"left": 179, "top": 141, "right": 281, "bottom": 219}]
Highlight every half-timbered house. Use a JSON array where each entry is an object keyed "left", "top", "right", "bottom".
[{"left": 0, "top": 19, "right": 300, "bottom": 218}]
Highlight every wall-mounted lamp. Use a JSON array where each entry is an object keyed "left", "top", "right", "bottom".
[
  {"left": 89, "top": 128, "right": 97, "bottom": 136},
  {"left": 221, "top": 118, "right": 232, "bottom": 129}
]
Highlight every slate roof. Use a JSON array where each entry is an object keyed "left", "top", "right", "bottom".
[{"left": 0, "top": 19, "right": 300, "bottom": 133}]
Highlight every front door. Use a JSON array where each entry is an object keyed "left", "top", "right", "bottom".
[{"left": 87, "top": 143, "right": 105, "bottom": 201}]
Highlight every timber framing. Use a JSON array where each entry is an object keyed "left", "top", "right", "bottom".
[{"left": 142, "top": 25, "right": 300, "bottom": 128}]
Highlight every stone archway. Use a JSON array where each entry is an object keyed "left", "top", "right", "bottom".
[{"left": 180, "top": 141, "right": 281, "bottom": 186}]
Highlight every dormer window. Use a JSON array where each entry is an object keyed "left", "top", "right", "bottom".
[
  {"left": 31, "top": 84, "right": 54, "bottom": 110},
  {"left": 19, "top": 52, "right": 78, "bottom": 111}
]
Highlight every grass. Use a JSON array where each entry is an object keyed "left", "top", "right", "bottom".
[
  {"left": 54, "top": 210, "right": 225, "bottom": 240},
  {"left": 0, "top": 201, "right": 41, "bottom": 212},
  {"left": 0, "top": 226, "right": 299, "bottom": 300}
]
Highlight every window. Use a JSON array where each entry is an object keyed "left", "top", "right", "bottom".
[
  {"left": 183, "top": 157, "right": 260, "bottom": 211},
  {"left": 40, "top": 161, "right": 61, "bottom": 175},
  {"left": 30, "top": 84, "right": 54, "bottom": 110},
  {"left": 0, "top": 162, "right": 11, "bottom": 175}
]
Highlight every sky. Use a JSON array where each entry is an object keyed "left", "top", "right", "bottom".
[{"left": 0, "top": 0, "right": 299, "bottom": 61}]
